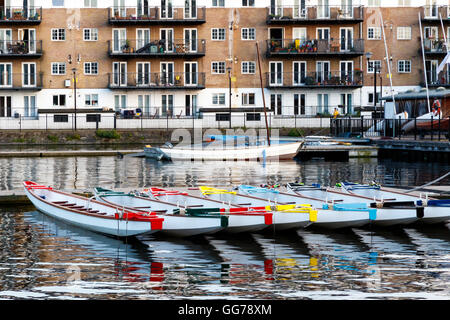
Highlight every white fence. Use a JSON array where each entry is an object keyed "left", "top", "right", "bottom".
[{"left": 0, "top": 114, "right": 331, "bottom": 130}]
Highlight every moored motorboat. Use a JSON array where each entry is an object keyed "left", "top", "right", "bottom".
[
  {"left": 95, "top": 187, "right": 272, "bottom": 234},
  {"left": 337, "top": 182, "right": 450, "bottom": 224},
  {"left": 236, "top": 185, "right": 376, "bottom": 229},
  {"left": 23, "top": 181, "right": 164, "bottom": 237},
  {"left": 285, "top": 183, "right": 420, "bottom": 227}
]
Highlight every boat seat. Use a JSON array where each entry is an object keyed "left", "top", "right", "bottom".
[
  {"left": 237, "top": 203, "right": 251, "bottom": 206},
  {"left": 187, "top": 205, "right": 204, "bottom": 208},
  {"left": 71, "top": 205, "right": 84, "bottom": 209},
  {"left": 96, "top": 212, "right": 107, "bottom": 215},
  {"left": 53, "top": 201, "right": 68, "bottom": 204},
  {"left": 61, "top": 203, "right": 76, "bottom": 207}
]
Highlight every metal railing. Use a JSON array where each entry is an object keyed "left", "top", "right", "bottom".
[
  {"left": 265, "top": 71, "right": 363, "bottom": 88},
  {"left": 425, "top": 71, "right": 450, "bottom": 86},
  {"left": 0, "top": 6, "right": 41, "bottom": 21},
  {"left": 267, "top": 38, "right": 364, "bottom": 55},
  {"left": 108, "top": 6, "right": 206, "bottom": 22},
  {"left": 331, "top": 117, "right": 450, "bottom": 141},
  {"left": 107, "top": 72, "right": 206, "bottom": 89},
  {"left": 0, "top": 40, "right": 42, "bottom": 55},
  {"left": 423, "top": 38, "right": 449, "bottom": 53},
  {"left": 266, "top": 5, "right": 364, "bottom": 21},
  {"left": 107, "top": 39, "right": 205, "bottom": 56},
  {"left": 421, "top": 5, "right": 450, "bottom": 19},
  {"left": 0, "top": 72, "right": 43, "bottom": 89}
]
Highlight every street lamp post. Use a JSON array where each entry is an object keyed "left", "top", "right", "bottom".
[
  {"left": 227, "top": 67, "right": 232, "bottom": 129},
  {"left": 72, "top": 67, "right": 77, "bottom": 131}
]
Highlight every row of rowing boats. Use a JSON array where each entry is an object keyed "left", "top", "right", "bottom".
[{"left": 23, "top": 181, "right": 450, "bottom": 238}]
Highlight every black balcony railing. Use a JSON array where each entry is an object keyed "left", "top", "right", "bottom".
[
  {"left": 0, "top": 7, "right": 42, "bottom": 23},
  {"left": 425, "top": 71, "right": 450, "bottom": 86},
  {"left": 108, "top": 6, "right": 206, "bottom": 24},
  {"left": 0, "top": 40, "right": 42, "bottom": 56},
  {"left": 266, "top": 71, "right": 363, "bottom": 88},
  {"left": 266, "top": 5, "right": 364, "bottom": 23},
  {"left": 267, "top": 38, "right": 364, "bottom": 56},
  {"left": 108, "top": 72, "right": 206, "bottom": 89},
  {"left": 423, "top": 38, "right": 449, "bottom": 54},
  {"left": 0, "top": 72, "right": 43, "bottom": 90},
  {"left": 108, "top": 39, "right": 205, "bottom": 57}
]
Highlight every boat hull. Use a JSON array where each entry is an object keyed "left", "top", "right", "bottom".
[
  {"left": 25, "top": 187, "right": 156, "bottom": 237},
  {"left": 312, "top": 210, "right": 370, "bottom": 229}
]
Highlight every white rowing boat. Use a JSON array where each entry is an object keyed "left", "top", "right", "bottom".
[
  {"left": 337, "top": 182, "right": 450, "bottom": 224},
  {"left": 23, "top": 181, "right": 164, "bottom": 237},
  {"left": 144, "top": 141, "right": 303, "bottom": 161},
  {"left": 237, "top": 185, "right": 376, "bottom": 229},
  {"left": 286, "top": 183, "right": 419, "bottom": 226},
  {"left": 96, "top": 187, "right": 272, "bottom": 234},
  {"left": 93, "top": 187, "right": 228, "bottom": 237}
]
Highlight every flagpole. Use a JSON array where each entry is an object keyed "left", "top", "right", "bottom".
[{"left": 418, "top": 11, "right": 431, "bottom": 113}]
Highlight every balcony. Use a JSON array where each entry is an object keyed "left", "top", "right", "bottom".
[
  {"left": 421, "top": 5, "right": 450, "bottom": 21},
  {"left": 265, "top": 71, "right": 363, "bottom": 89},
  {"left": 423, "top": 38, "right": 449, "bottom": 55},
  {"left": 0, "top": 40, "right": 42, "bottom": 57},
  {"left": 425, "top": 72, "right": 450, "bottom": 87},
  {"left": 266, "top": 5, "right": 364, "bottom": 24},
  {"left": 108, "top": 6, "right": 206, "bottom": 25},
  {"left": 0, "top": 72, "right": 43, "bottom": 90},
  {"left": 108, "top": 72, "right": 205, "bottom": 90},
  {"left": 267, "top": 38, "right": 364, "bottom": 57},
  {"left": 108, "top": 39, "right": 205, "bottom": 58},
  {"left": 0, "top": 7, "right": 42, "bottom": 24}
]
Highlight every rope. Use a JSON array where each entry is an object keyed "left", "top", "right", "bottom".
[{"left": 405, "top": 171, "right": 450, "bottom": 193}]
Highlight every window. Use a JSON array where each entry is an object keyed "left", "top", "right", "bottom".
[
  {"left": 367, "top": 60, "right": 382, "bottom": 73},
  {"left": 368, "top": 93, "right": 381, "bottom": 104},
  {"left": 398, "top": 60, "right": 411, "bottom": 73},
  {"left": 242, "top": 0, "right": 254, "bottom": 6},
  {"left": 85, "top": 94, "right": 99, "bottom": 106},
  {"left": 368, "top": 0, "right": 381, "bottom": 6},
  {"left": 84, "top": 0, "right": 98, "bottom": 7},
  {"left": 211, "top": 28, "right": 226, "bottom": 40},
  {"left": 212, "top": 93, "right": 226, "bottom": 105},
  {"left": 84, "top": 62, "right": 98, "bottom": 75},
  {"left": 242, "top": 93, "right": 255, "bottom": 105},
  {"left": 216, "top": 113, "right": 230, "bottom": 121},
  {"left": 241, "top": 61, "right": 256, "bottom": 74},
  {"left": 86, "top": 114, "right": 101, "bottom": 122},
  {"left": 367, "top": 27, "right": 381, "bottom": 40},
  {"left": 52, "top": 0, "right": 65, "bottom": 6},
  {"left": 51, "top": 62, "right": 66, "bottom": 75},
  {"left": 246, "top": 113, "right": 260, "bottom": 121},
  {"left": 53, "top": 95, "right": 66, "bottom": 106},
  {"left": 397, "top": 0, "right": 411, "bottom": 6},
  {"left": 211, "top": 61, "right": 226, "bottom": 74},
  {"left": 51, "top": 28, "right": 65, "bottom": 41},
  {"left": 397, "top": 27, "right": 411, "bottom": 40},
  {"left": 212, "top": 0, "right": 225, "bottom": 7},
  {"left": 54, "top": 115, "right": 68, "bottom": 122},
  {"left": 241, "top": 28, "right": 255, "bottom": 40},
  {"left": 83, "top": 28, "right": 98, "bottom": 41}
]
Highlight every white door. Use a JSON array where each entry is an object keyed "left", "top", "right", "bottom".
[
  {"left": 161, "top": 62, "right": 174, "bottom": 85},
  {"left": 426, "top": 60, "right": 439, "bottom": 84},
  {"left": 0, "top": 63, "right": 12, "bottom": 87},
  {"left": 161, "top": 0, "right": 173, "bottom": 19},
  {"left": 137, "top": 62, "right": 151, "bottom": 86},
  {"left": 136, "top": 29, "right": 150, "bottom": 51},
  {"left": 425, "top": 0, "right": 438, "bottom": 18},
  {"left": 269, "top": 62, "right": 283, "bottom": 86},
  {"left": 340, "top": 61, "right": 353, "bottom": 83},
  {"left": 137, "top": 0, "right": 150, "bottom": 17},
  {"left": 316, "top": 61, "right": 330, "bottom": 83},
  {"left": 271, "top": 94, "right": 283, "bottom": 115},
  {"left": 162, "top": 94, "right": 174, "bottom": 116},
  {"left": 340, "top": 28, "right": 353, "bottom": 52},
  {"left": 184, "top": 62, "right": 198, "bottom": 86},
  {"left": 113, "top": 0, "right": 126, "bottom": 17},
  {"left": 160, "top": 29, "right": 174, "bottom": 52},
  {"left": 22, "top": 63, "right": 36, "bottom": 87},
  {"left": 293, "top": 61, "right": 306, "bottom": 85},
  {"left": 113, "top": 29, "right": 126, "bottom": 52},
  {"left": 317, "top": 94, "right": 329, "bottom": 114},
  {"left": 294, "top": 0, "right": 307, "bottom": 19},
  {"left": 341, "top": 0, "right": 353, "bottom": 18},
  {"left": 184, "top": 28, "right": 197, "bottom": 52},
  {"left": 293, "top": 28, "right": 307, "bottom": 42},
  {"left": 138, "top": 94, "right": 151, "bottom": 116},
  {"left": 318, "top": 0, "right": 330, "bottom": 18},
  {"left": 270, "top": 0, "right": 282, "bottom": 16},
  {"left": 113, "top": 62, "right": 127, "bottom": 86},
  {"left": 0, "top": 29, "right": 12, "bottom": 54},
  {"left": 184, "top": 0, "right": 197, "bottom": 19},
  {"left": 185, "top": 94, "right": 197, "bottom": 116}
]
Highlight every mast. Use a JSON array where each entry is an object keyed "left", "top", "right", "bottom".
[
  {"left": 256, "top": 42, "right": 271, "bottom": 146},
  {"left": 418, "top": 11, "right": 431, "bottom": 113},
  {"left": 379, "top": 11, "right": 395, "bottom": 107}
]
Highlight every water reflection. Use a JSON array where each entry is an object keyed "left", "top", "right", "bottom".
[{"left": 0, "top": 156, "right": 449, "bottom": 191}]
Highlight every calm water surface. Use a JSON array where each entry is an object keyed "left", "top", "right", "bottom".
[{"left": 0, "top": 156, "right": 449, "bottom": 300}]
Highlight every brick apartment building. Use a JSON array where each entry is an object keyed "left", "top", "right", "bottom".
[{"left": 0, "top": 0, "right": 448, "bottom": 127}]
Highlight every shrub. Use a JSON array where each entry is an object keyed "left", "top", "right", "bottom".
[
  {"left": 47, "top": 135, "right": 59, "bottom": 142},
  {"left": 95, "top": 129, "right": 121, "bottom": 139}
]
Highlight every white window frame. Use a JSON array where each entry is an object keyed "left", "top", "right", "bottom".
[
  {"left": 367, "top": 27, "right": 381, "bottom": 40},
  {"left": 242, "top": 0, "right": 255, "bottom": 6},
  {"left": 212, "top": 0, "right": 225, "bottom": 7},
  {"left": 85, "top": 94, "right": 99, "bottom": 106},
  {"left": 242, "top": 93, "right": 255, "bottom": 106},
  {"left": 84, "top": 62, "right": 98, "bottom": 75},
  {"left": 397, "top": 27, "right": 411, "bottom": 40},
  {"left": 398, "top": 60, "right": 411, "bottom": 73},
  {"left": 241, "top": 61, "right": 256, "bottom": 74},
  {"left": 212, "top": 93, "right": 226, "bottom": 105},
  {"left": 211, "top": 61, "right": 226, "bottom": 74},
  {"left": 367, "top": 60, "right": 382, "bottom": 73},
  {"left": 83, "top": 28, "right": 98, "bottom": 41},
  {"left": 211, "top": 28, "right": 226, "bottom": 41},
  {"left": 51, "top": 62, "right": 66, "bottom": 75},
  {"left": 51, "top": 28, "right": 65, "bottom": 41},
  {"left": 241, "top": 28, "right": 256, "bottom": 40}
]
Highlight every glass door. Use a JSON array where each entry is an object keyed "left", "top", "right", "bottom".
[
  {"left": 293, "top": 0, "right": 306, "bottom": 19},
  {"left": 161, "top": 62, "right": 174, "bottom": 85},
  {"left": 137, "top": 62, "right": 151, "bottom": 86},
  {"left": 184, "top": 0, "right": 197, "bottom": 19},
  {"left": 340, "top": 61, "right": 353, "bottom": 84},
  {"left": 113, "top": 62, "right": 127, "bottom": 86},
  {"left": 161, "top": 0, "right": 173, "bottom": 19},
  {"left": 0, "top": 63, "right": 12, "bottom": 87},
  {"left": 184, "top": 62, "right": 197, "bottom": 86},
  {"left": 160, "top": 29, "right": 174, "bottom": 52},
  {"left": 270, "top": 94, "right": 283, "bottom": 115},
  {"left": 185, "top": 94, "right": 197, "bottom": 117},
  {"left": 269, "top": 62, "right": 283, "bottom": 86},
  {"left": 293, "top": 61, "right": 306, "bottom": 85},
  {"left": 22, "top": 62, "right": 36, "bottom": 87},
  {"left": 113, "top": 29, "right": 127, "bottom": 53},
  {"left": 316, "top": 61, "right": 330, "bottom": 84},
  {"left": 340, "top": 27, "right": 353, "bottom": 52},
  {"left": 136, "top": 29, "right": 150, "bottom": 51},
  {"left": 184, "top": 28, "right": 197, "bottom": 53}
]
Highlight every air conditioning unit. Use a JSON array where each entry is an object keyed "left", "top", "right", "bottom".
[{"left": 64, "top": 79, "right": 71, "bottom": 87}]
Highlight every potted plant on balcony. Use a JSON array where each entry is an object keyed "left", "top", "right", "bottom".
[{"left": 122, "top": 39, "right": 131, "bottom": 53}]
